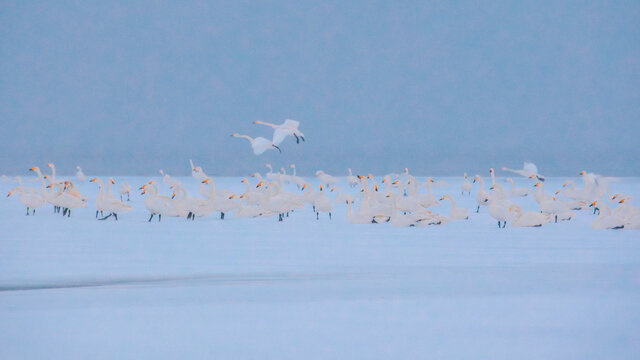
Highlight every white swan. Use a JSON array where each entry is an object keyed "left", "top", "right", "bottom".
[
  {"left": 315, "top": 170, "right": 339, "bottom": 187},
  {"left": 231, "top": 133, "right": 281, "bottom": 155},
  {"left": 46, "top": 182, "right": 87, "bottom": 217},
  {"left": 313, "top": 185, "right": 333, "bottom": 220},
  {"left": 253, "top": 119, "right": 305, "bottom": 145},
  {"left": 332, "top": 186, "right": 356, "bottom": 205},
  {"left": 589, "top": 201, "right": 625, "bottom": 229},
  {"left": 346, "top": 168, "right": 359, "bottom": 188},
  {"left": 509, "top": 204, "right": 552, "bottom": 227},
  {"left": 501, "top": 161, "right": 545, "bottom": 182},
  {"left": 140, "top": 182, "right": 178, "bottom": 221},
  {"left": 486, "top": 196, "right": 510, "bottom": 228},
  {"left": 288, "top": 164, "right": 306, "bottom": 188},
  {"left": 504, "top": 178, "right": 531, "bottom": 197},
  {"left": 90, "top": 178, "right": 132, "bottom": 220},
  {"left": 461, "top": 173, "right": 472, "bottom": 196},
  {"left": 159, "top": 169, "right": 181, "bottom": 187},
  {"left": 119, "top": 181, "right": 131, "bottom": 201},
  {"left": 472, "top": 175, "right": 490, "bottom": 212},
  {"left": 7, "top": 186, "right": 45, "bottom": 215},
  {"left": 439, "top": 195, "right": 469, "bottom": 220},
  {"left": 75, "top": 166, "right": 86, "bottom": 182}
]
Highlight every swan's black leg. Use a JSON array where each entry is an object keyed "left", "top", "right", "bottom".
[
  {"left": 99, "top": 213, "right": 112, "bottom": 220},
  {"left": 316, "top": 212, "right": 319, "bottom": 220},
  {"left": 272, "top": 144, "right": 282, "bottom": 153},
  {"left": 476, "top": 205, "right": 480, "bottom": 213},
  {"left": 33, "top": 209, "right": 36, "bottom": 215},
  {"left": 26, "top": 207, "right": 30, "bottom": 216},
  {"left": 67, "top": 209, "right": 71, "bottom": 217},
  {"left": 301, "top": 136, "right": 305, "bottom": 142},
  {"left": 120, "top": 194, "right": 123, "bottom": 201},
  {"left": 148, "top": 213, "right": 154, "bottom": 222},
  {"left": 114, "top": 213, "right": 118, "bottom": 221},
  {"left": 294, "top": 134, "right": 300, "bottom": 144},
  {"left": 329, "top": 212, "right": 332, "bottom": 220},
  {"left": 221, "top": 212, "right": 225, "bottom": 220},
  {"left": 127, "top": 193, "right": 130, "bottom": 201},
  {"left": 555, "top": 215, "right": 558, "bottom": 223},
  {"left": 158, "top": 214, "right": 161, "bottom": 222},
  {"left": 497, "top": 221, "right": 501, "bottom": 228}
]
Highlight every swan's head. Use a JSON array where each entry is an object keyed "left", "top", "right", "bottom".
[
  {"left": 563, "top": 181, "right": 568, "bottom": 187},
  {"left": 256, "top": 182, "right": 262, "bottom": 188},
  {"left": 110, "top": 179, "right": 115, "bottom": 184},
  {"left": 141, "top": 189, "right": 146, "bottom": 195},
  {"left": 528, "top": 174, "right": 535, "bottom": 179},
  {"left": 44, "top": 175, "right": 48, "bottom": 179},
  {"left": 489, "top": 185, "right": 495, "bottom": 190},
  {"left": 229, "top": 194, "right": 235, "bottom": 199},
  {"left": 319, "top": 185, "right": 324, "bottom": 191},
  {"left": 428, "top": 178, "right": 434, "bottom": 183},
  {"left": 171, "top": 192, "right": 175, "bottom": 199},
  {"left": 29, "top": 167, "right": 37, "bottom": 172},
  {"left": 202, "top": 179, "right": 209, "bottom": 184},
  {"left": 580, "top": 171, "right": 586, "bottom": 175},
  {"left": 241, "top": 179, "right": 247, "bottom": 183},
  {"left": 534, "top": 183, "right": 540, "bottom": 187},
  {"left": 46, "top": 184, "right": 53, "bottom": 188},
  {"left": 302, "top": 184, "right": 306, "bottom": 190},
  {"left": 555, "top": 190, "right": 560, "bottom": 194},
  {"left": 240, "top": 194, "right": 245, "bottom": 199},
  {"left": 6, "top": 191, "right": 11, "bottom": 197},
  {"left": 489, "top": 168, "right": 494, "bottom": 173},
  {"left": 331, "top": 187, "right": 335, "bottom": 192},
  {"left": 392, "top": 180, "right": 398, "bottom": 185},
  {"left": 374, "top": 185, "right": 378, "bottom": 192},
  {"left": 500, "top": 167, "right": 507, "bottom": 171},
  {"left": 89, "top": 178, "right": 97, "bottom": 183},
  {"left": 170, "top": 184, "right": 175, "bottom": 189},
  {"left": 405, "top": 167, "right": 408, "bottom": 173},
  {"left": 473, "top": 176, "right": 478, "bottom": 183},
  {"left": 619, "top": 198, "right": 625, "bottom": 204},
  {"left": 231, "top": 133, "right": 238, "bottom": 137},
  {"left": 439, "top": 196, "right": 445, "bottom": 201},
  {"left": 464, "top": 173, "right": 467, "bottom": 177},
  {"left": 139, "top": 184, "right": 146, "bottom": 190},
  {"left": 47, "top": 163, "right": 53, "bottom": 168},
  {"left": 552, "top": 196, "right": 556, "bottom": 201},
  {"left": 505, "top": 178, "right": 511, "bottom": 182},
  {"left": 589, "top": 201, "right": 597, "bottom": 207}
]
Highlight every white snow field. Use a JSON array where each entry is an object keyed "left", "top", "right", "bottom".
[{"left": 1, "top": 176, "right": 639, "bottom": 359}]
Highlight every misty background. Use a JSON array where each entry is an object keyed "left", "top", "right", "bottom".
[{"left": 1, "top": 0, "right": 638, "bottom": 177}]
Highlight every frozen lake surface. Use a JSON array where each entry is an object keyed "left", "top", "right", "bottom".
[{"left": 1, "top": 176, "right": 639, "bottom": 359}]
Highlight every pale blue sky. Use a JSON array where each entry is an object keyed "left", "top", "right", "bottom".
[{"left": 1, "top": 0, "right": 638, "bottom": 176}]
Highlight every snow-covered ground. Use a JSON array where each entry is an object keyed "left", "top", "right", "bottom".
[{"left": 1, "top": 176, "right": 639, "bottom": 359}]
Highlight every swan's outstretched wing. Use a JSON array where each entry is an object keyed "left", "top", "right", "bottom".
[
  {"left": 282, "top": 119, "right": 300, "bottom": 128},
  {"left": 523, "top": 161, "right": 538, "bottom": 175},
  {"left": 252, "top": 137, "right": 276, "bottom": 155}
]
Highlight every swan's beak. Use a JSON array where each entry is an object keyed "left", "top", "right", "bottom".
[
  {"left": 612, "top": 194, "right": 617, "bottom": 200},
  {"left": 139, "top": 185, "right": 145, "bottom": 190},
  {"left": 229, "top": 195, "right": 235, "bottom": 199},
  {"left": 170, "top": 185, "right": 175, "bottom": 189},
  {"left": 489, "top": 185, "right": 495, "bottom": 190},
  {"left": 240, "top": 194, "right": 245, "bottom": 199},
  {"left": 202, "top": 179, "right": 209, "bottom": 184},
  {"left": 110, "top": 179, "right": 115, "bottom": 184},
  {"left": 529, "top": 175, "right": 535, "bottom": 179},
  {"left": 555, "top": 190, "right": 560, "bottom": 194},
  {"left": 392, "top": 180, "right": 398, "bottom": 185},
  {"left": 473, "top": 177, "right": 477, "bottom": 183},
  {"left": 171, "top": 192, "right": 175, "bottom": 199},
  {"left": 589, "top": 201, "right": 596, "bottom": 207},
  {"left": 241, "top": 179, "right": 246, "bottom": 183},
  {"left": 141, "top": 190, "right": 146, "bottom": 195},
  {"left": 439, "top": 196, "right": 445, "bottom": 200},
  {"left": 29, "top": 167, "right": 35, "bottom": 171},
  {"left": 302, "top": 184, "right": 306, "bottom": 190},
  {"left": 46, "top": 184, "right": 52, "bottom": 188},
  {"left": 580, "top": 171, "right": 586, "bottom": 175},
  {"left": 89, "top": 178, "right": 96, "bottom": 182},
  {"left": 331, "top": 187, "right": 335, "bottom": 192},
  {"left": 6, "top": 192, "right": 11, "bottom": 197},
  {"left": 253, "top": 121, "right": 258, "bottom": 124},
  {"left": 256, "top": 182, "right": 262, "bottom": 188},
  {"left": 619, "top": 199, "right": 625, "bottom": 204},
  {"left": 231, "top": 134, "right": 236, "bottom": 137}
]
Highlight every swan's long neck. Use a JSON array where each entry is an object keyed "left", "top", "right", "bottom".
[
  {"left": 291, "top": 166, "right": 296, "bottom": 176},
  {"left": 49, "top": 165, "right": 56, "bottom": 182},
  {"left": 256, "top": 121, "right": 278, "bottom": 129},
  {"left": 236, "top": 134, "right": 253, "bottom": 143},
  {"left": 446, "top": 195, "right": 456, "bottom": 208}
]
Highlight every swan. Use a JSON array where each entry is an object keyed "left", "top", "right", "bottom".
[
  {"left": 332, "top": 186, "right": 356, "bottom": 205},
  {"left": 12, "top": 176, "right": 40, "bottom": 195},
  {"left": 416, "top": 178, "right": 439, "bottom": 208},
  {"left": 75, "top": 166, "right": 86, "bottom": 182},
  {"left": 554, "top": 189, "right": 589, "bottom": 210},
  {"left": 489, "top": 168, "right": 497, "bottom": 186},
  {"left": 472, "top": 175, "right": 490, "bottom": 212},
  {"left": 439, "top": 195, "right": 469, "bottom": 220},
  {"left": 7, "top": 186, "right": 45, "bottom": 215},
  {"left": 346, "top": 168, "right": 359, "bottom": 188},
  {"left": 288, "top": 164, "right": 306, "bottom": 188},
  {"left": 509, "top": 204, "right": 552, "bottom": 227},
  {"left": 188, "top": 159, "right": 209, "bottom": 182},
  {"left": 159, "top": 169, "right": 181, "bottom": 187},
  {"left": 461, "top": 173, "right": 472, "bottom": 196},
  {"left": 46, "top": 182, "right": 87, "bottom": 217},
  {"left": 119, "top": 181, "right": 131, "bottom": 201},
  {"left": 315, "top": 170, "right": 339, "bottom": 187},
  {"left": 90, "top": 178, "right": 132, "bottom": 220},
  {"left": 258, "top": 182, "right": 303, "bottom": 221},
  {"left": 346, "top": 199, "right": 374, "bottom": 224},
  {"left": 486, "top": 196, "right": 510, "bottom": 228},
  {"left": 589, "top": 201, "right": 625, "bottom": 229},
  {"left": 171, "top": 184, "right": 211, "bottom": 220},
  {"left": 538, "top": 194, "right": 573, "bottom": 223},
  {"left": 504, "top": 178, "right": 531, "bottom": 197},
  {"left": 265, "top": 164, "right": 279, "bottom": 182},
  {"left": 240, "top": 178, "right": 267, "bottom": 205},
  {"left": 313, "top": 185, "right": 333, "bottom": 220},
  {"left": 140, "top": 182, "right": 178, "bottom": 221},
  {"left": 501, "top": 161, "right": 545, "bottom": 182},
  {"left": 203, "top": 179, "right": 238, "bottom": 219},
  {"left": 29, "top": 167, "right": 63, "bottom": 213},
  {"left": 532, "top": 182, "right": 553, "bottom": 204},
  {"left": 231, "top": 133, "right": 281, "bottom": 155},
  {"left": 253, "top": 119, "right": 305, "bottom": 145}
]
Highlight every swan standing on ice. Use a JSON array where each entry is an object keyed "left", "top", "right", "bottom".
[
  {"left": 472, "top": 175, "right": 490, "bottom": 212},
  {"left": 461, "top": 173, "right": 472, "bottom": 196},
  {"left": 90, "top": 178, "right": 132, "bottom": 220},
  {"left": 509, "top": 204, "right": 552, "bottom": 227},
  {"left": 504, "top": 178, "right": 531, "bottom": 197},
  {"left": 119, "top": 181, "right": 131, "bottom": 201},
  {"left": 231, "top": 133, "right": 281, "bottom": 155},
  {"left": 501, "top": 161, "right": 545, "bottom": 182},
  {"left": 346, "top": 168, "right": 359, "bottom": 188},
  {"left": 313, "top": 185, "right": 333, "bottom": 220},
  {"left": 486, "top": 196, "right": 510, "bottom": 228},
  {"left": 7, "top": 186, "right": 45, "bottom": 215},
  {"left": 439, "top": 195, "right": 469, "bottom": 220},
  {"left": 253, "top": 119, "right": 305, "bottom": 145},
  {"left": 75, "top": 166, "right": 86, "bottom": 182}
]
